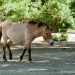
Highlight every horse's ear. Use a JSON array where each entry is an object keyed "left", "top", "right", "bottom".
[
  {"left": 47, "top": 25, "right": 53, "bottom": 32},
  {"left": 28, "top": 20, "right": 37, "bottom": 24},
  {"left": 38, "top": 22, "right": 44, "bottom": 27}
]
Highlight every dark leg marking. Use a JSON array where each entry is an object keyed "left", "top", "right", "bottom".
[
  {"left": 3, "top": 46, "right": 7, "bottom": 61},
  {"left": 6, "top": 44, "right": 12, "bottom": 60},
  {"left": 20, "top": 48, "right": 27, "bottom": 61},
  {"left": 28, "top": 48, "right": 32, "bottom": 62},
  {"left": 0, "top": 31, "right": 2, "bottom": 40}
]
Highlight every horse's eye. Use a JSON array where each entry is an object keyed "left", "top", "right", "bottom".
[
  {"left": 46, "top": 32, "right": 49, "bottom": 35},
  {"left": 50, "top": 28, "right": 53, "bottom": 31}
]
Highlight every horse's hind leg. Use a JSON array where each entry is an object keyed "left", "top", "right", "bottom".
[
  {"left": 20, "top": 48, "right": 27, "bottom": 61},
  {"left": 3, "top": 46, "right": 7, "bottom": 61},
  {"left": 20, "top": 48, "right": 32, "bottom": 62},
  {"left": 28, "top": 48, "right": 32, "bottom": 62},
  {"left": 6, "top": 44, "right": 12, "bottom": 60}
]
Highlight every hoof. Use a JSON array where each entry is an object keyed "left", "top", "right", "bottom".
[
  {"left": 26, "top": 60, "right": 32, "bottom": 63},
  {"left": 3, "top": 56, "right": 7, "bottom": 62},
  {"left": 20, "top": 55, "right": 24, "bottom": 62},
  {"left": 29, "top": 61, "right": 32, "bottom": 63},
  {"left": 9, "top": 56, "right": 12, "bottom": 60},
  {"left": 3, "top": 59, "right": 7, "bottom": 62},
  {"left": 19, "top": 57, "right": 23, "bottom": 62},
  {"left": 28, "top": 59, "right": 32, "bottom": 63},
  {"left": 19, "top": 59, "right": 32, "bottom": 63},
  {"left": 29, "top": 58, "right": 32, "bottom": 61}
]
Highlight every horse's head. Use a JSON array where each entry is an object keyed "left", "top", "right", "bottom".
[
  {"left": 27, "top": 20, "right": 54, "bottom": 45},
  {"left": 42, "top": 26, "right": 52, "bottom": 40},
  {"left": 40, "top": 23, "right": 54, "bottom": 45}
]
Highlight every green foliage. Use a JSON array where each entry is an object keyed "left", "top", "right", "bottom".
[
  {"left": 71, "top": 0, "right": 75, "bottom": 17},
  {"left": 52, "top": 33, "right": 67, "bottom": 41},
  {"left": 0, "top": 0, "right": 75, "bottom": 32}
]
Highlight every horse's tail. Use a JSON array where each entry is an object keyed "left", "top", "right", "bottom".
[
  {"left": 0, "top": 22, "right": 2, "bottom": 41},
  {"left": 0, "top": 20, "right": 11, "bottom": 41},
  {"left": 0, "top": 24, "right": 2, "bottom": 47}
]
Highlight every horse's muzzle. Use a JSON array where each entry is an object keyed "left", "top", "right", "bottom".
[{"left": 48, "top": 40, "right": 54, "bottom": 46}]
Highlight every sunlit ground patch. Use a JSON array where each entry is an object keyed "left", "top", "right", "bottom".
[
  {"left": 27, "top": 68, "right": 48, "bottom": 72},
  {"left": 33, "top": 60, "right": 49, "bottom": 63},
  {"left": 52, "top": 57, "right": 62, "bottom": 60},
  {"left": 1, "top": 64, "right": 10, "bottom": 67}
]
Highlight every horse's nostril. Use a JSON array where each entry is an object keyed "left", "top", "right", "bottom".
[
  {"left": 48, "top": 40, "right": 54, "bottom": 46},
  {"left": 50, "top": 42, "right": 54, "bottom": 46}
]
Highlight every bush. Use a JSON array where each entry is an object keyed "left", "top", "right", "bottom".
[
  {"left": 0, "top": 0, "right": 74, "bottom": 32},
  {"left": 52, "top": 33, "right": 67, "bottom": 41}
]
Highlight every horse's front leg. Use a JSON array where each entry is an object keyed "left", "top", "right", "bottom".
[{"left": 3, "top": 45, "right": 7, "bottom": 61}]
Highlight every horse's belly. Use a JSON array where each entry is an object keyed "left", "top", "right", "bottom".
[
  {"left": 7, "top": 26, "right": 26, "bottom": 44},
  {"left": 8, "top": 32, "right": 25, "bottom": 44}
]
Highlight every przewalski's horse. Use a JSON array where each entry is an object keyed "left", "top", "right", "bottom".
[{"left": 1, "top": 20, "right": 52, "bottom": 62}]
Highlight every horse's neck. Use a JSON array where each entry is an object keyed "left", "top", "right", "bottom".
[
  {"left": 27, "top": 25, "right": 42, "bottom": 40},
  {"left": 31, "top": 29, "right": 42, "bottom": 40}
]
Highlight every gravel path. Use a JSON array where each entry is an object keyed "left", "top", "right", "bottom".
[{"left": 0, "top": 47, "right": 75, "bottom": 75}]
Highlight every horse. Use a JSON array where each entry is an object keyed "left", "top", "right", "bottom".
[{"left": 1, "top": 20, "right": 53, "bottom": 62}]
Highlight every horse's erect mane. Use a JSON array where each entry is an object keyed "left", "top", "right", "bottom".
[
  {"left": 28, "top": 20, "right": 37, "bottom": 24},
  {"left": 28, "top": 20, "right": 49, "bottom": 29}
]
